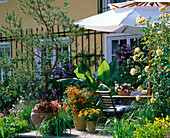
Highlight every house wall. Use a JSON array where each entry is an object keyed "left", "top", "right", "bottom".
[
  {"left": 0, "top": 0, "right": 97, "bottom": 29},
  {"left": 0, "top": 0, "right": 106, "bottom": 74}
]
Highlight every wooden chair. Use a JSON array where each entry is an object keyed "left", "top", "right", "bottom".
[{"left": 96, "top": 91, "right": 133, "bottom": 118}]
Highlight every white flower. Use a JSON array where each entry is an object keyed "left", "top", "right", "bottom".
[
  {"left": 156, "top": 49, "right": 163, "bottom": 56},
  {"left": 136, "top": 95, "right": 140, "bottom": 101},
  {"left": 120, "top": 86, "right": 123, "bottom": 89},
  {"left": 142, "top": 90, "right": 147, "bottom": 94},
  {"left": 130, "top": 68, "right": 136, "bottom": 75},
  {"left": 138, "top": 75, "right": 141, "bottom": 78}
]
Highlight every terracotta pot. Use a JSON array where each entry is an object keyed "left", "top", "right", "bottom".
[
  {"left": 72, "top": 113, "right": 86, "bottom": 131},
  {"left": 86, "top": 121, "right": 96, "bottom": 133},
  {"left": 118, "top": 90, "right": 131, "bottom": 96},
  {"left": 31, "top": 106, "right": 55, "bottom": 128}
]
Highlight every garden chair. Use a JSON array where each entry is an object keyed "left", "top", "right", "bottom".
[{"left": 96, "top": 91, "right": 133, "bottom": 119}]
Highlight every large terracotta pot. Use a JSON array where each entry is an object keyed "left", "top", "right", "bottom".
[
  {"left": 31, "top": 105, "right": 55, "bottom": 128},
  {"left": 72, "top": 113, "right": 86, "bottom": 131},
  {"left": 118, "top": 90, "right": 131, "bottom": 96},
  {"left": 86, "top": 121, "right": 96, "bottom": 133}
]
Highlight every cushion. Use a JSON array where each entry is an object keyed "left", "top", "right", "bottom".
[{"left": 103, "top": 105, "right": 133, "bottom": 113}]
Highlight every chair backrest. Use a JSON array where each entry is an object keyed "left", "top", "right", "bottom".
[{"left": 96, "top": 91, "right": 117, "bottom": 112}]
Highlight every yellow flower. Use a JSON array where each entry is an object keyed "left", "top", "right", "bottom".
[
  {"left": 157, "top": 31, "right": 162, "bottom": 34},
  {"left": 159, "top": 7, "right": 164, "bottom": 11},
  {"left": 156, "top": 49, "right": 163, "bottom": 56},
  {"left": 165, "top": 13, "right": 170, "bottom": 17},
  {"left": 135, "top": 47, "right": 140, "bottom": 53},
  {"left": 150, "top": 98, "right": 155, "bottom": 103},
  {"left": 159, "top": 14, "right": 163, "bottom": 18},
  {"left": 165, "top": 115, "right": 169, "bottom": 121},
  {"left": 163, "top": 5, "right": 166, "bottom": 9},
  {"left": 133, "top": 55, "right": 137, "bottom": 61},
  {"left": 130, "top": 68, "right": 136, "bottom": 75},
  {"left": 137, "top": 86, "right": 142, "bottom": 91},
  {"left": 145, "top": 66, "right": 149, "bottom": 72},
  {"left": 141, "top": 17, "right": 146, "bottom": 22},
  {"left": 152, "top": 22, "right": 156, "bottom": 28}
]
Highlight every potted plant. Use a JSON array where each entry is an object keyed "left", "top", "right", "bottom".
[
  {"left": 31, "top": 100, "right": 60, "bottom": 128},
  {"left": 78, "top": 108, "right": 100, "bottom": 133},
  {"left": 115, "top": 83, "right": 134, "bottom": 96},
  {"left": 62, "top": 86, "right": 98, "bottom": 130}
]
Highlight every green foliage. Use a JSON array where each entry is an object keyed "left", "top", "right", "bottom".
[
  {"left": 38, "top": 110, "right": 73, "bottom": 137},
  {"left": 97, "top": 60, "right": 110, "bottom": 86},
  {"left": 126, "top": 99, "right": 160, "bottom": 123},
  {"left": 0, "top": 87, "right": 16, "bottom": 113},
  {"left": 13, "top": 99, "right": 39, "bottom": 131},
  {"left": 0, "top": 115, "right": 29, "bottom": 138},
  {"left": 133, "top": 116, "right": 170, "bottom": 137},
  {"left": 102, "top": 117, "right": 134, "bottom": 138}
]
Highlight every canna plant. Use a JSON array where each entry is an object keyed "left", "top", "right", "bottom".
[{"left": 60, "top": 60, "right": 118, "bottom": 93}]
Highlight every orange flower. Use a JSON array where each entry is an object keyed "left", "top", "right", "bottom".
[
  {"left": 71, "top": 97, "right": 74, "bottom": 100},
  {"left": 73, "top": 100, "right": 77, "bottom": 103},
  {"left": 151, "top": 98, "right": 155, "bottom": 103},
  {"left": 62, "top": 104, "right": 66, "bottom": 108},
  {"left": 65, "top": 109, "right": 68, "bottom": 112}
]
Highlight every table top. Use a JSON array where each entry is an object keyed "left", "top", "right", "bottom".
[{"left": 111, "top": 95, "right": 152, "bottom": 99}]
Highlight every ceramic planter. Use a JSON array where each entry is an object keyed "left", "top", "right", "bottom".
[
  {"left": 31, "top": 105, "right": 55, "bottom": 128},
  {"left": 118, "top": 90, "right": 131, "bottom": 96},
  {"left": 72, "top": 113, "right": 86, "bottom": 131},
  {"left": 86, "top": 121, "right": 96, "bottom": 133}
]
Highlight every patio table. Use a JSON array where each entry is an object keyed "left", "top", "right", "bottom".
[{"left": 111, "top": 95, "right": 152, "bottom": 104}]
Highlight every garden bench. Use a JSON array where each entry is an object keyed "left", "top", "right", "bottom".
[{"left": 96, "top": 91, "right": 133, "bottom": 118}]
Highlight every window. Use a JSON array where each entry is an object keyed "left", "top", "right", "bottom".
[
  {"left": 35, "top": 38, "right": 71, "bottom": 75},
  {"left": 0, "top": 42, "right": 11, "bottom": 83},
  {"left": 98, "top": 0, "right": 130, "bottom": 13},
  {"left": 105, "top": 33, "right": 141, "bottom": 63},
  {"left": 0, "top": 0, "right": 7, "bottom": 3}
]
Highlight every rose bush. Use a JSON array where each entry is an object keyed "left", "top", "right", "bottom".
[{"left": 130, "top": 5, "right": 170, "bottom": 116}]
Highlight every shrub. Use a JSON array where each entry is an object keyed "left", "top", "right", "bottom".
[
  {"left": 0, "top": 87, "right": 16, "bottom": 113},
  {"left": 0, "top": 115, "right": 28, "bottom": 138}
]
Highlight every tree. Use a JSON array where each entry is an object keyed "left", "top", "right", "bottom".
[{"left": 0, "top": 0, "right": 80, "bottom": 101}]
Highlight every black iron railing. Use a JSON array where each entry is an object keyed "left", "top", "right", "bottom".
[{"left": 97, "top": 0, "right": 129, "bottom": 13}]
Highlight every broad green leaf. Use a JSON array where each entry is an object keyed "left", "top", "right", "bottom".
[
  {"left": 73, "top": 64, "right": 86, "bottom": 80},
  {"left": 109, "top": 61, "right": 118, "bottom": 80},
  {"left": 85, "top": 72, "right": 94, "bottom": 84},
  {"left": 97, "top": 60, "right": 110, "bottom": 85}
]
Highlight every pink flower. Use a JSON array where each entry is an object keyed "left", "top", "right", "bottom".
[
  {"left": 29, "top": 93, "right": 32, "bottom": 96},
  {"left": 15, "top": 117, "right": 18, "bottom": 120},
  {"left": 124, "top": 52, "right": 126, "bottom": 54},
  {"left": 18, "top": 118, "right": 20, "bottom": 120},
  {"left": 128, "top": 84, "right": 131, "bottom": 86},
  {"left": 125, "top": 89, "right": 128, "bottom": 92},
  {"left": 117, "top": 55, "right": 119, "bottom": 57}
]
